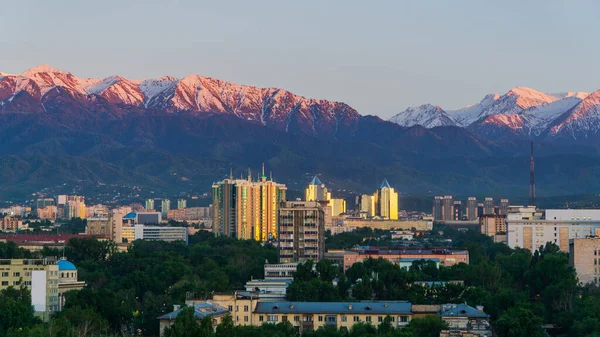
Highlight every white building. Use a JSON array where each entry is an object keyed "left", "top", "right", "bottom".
[
  {"left": 134, "top": 225, "right": 188, "bottom": 244},
  {"left": 507, "top": 209, "right": 600, "bottom": 252}
]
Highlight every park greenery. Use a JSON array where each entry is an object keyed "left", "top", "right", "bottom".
[{"left": 0, "top": 225, "right": 600, "bottom": 336}]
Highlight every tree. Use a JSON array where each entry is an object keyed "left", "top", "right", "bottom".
[
  {"left": 495, "top": 307, "right": 545, "bottom": 337},
  {"left": 163, "top": 307, "right": 202, "bottom": 337},
  {"left": 406, "top": 315, "right": 448, "bottom": 337},
  {"left": 215, "top": 315, "right": 235, "bottom": 337}
]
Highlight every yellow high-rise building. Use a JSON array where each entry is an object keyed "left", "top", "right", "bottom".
[
  {"left": 330, "top": 198, "right": 346, "bottom": 216},
  {"left": 360, "top": 194, "right": 376, "bottom": 217},
  {"left": 378, "top": 179, "right": 399, "bottom": 220},
  {"left": 212, "top": 166, "right": 286, "bottom": 242},
  {"left": 305, "top": 176, "right": 331, "bottom": 202}
]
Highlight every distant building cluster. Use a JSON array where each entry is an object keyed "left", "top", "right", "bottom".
[
  {"left": 358, "top": 179, "right": 399, "bottom": 220},
  {"left": 433, "top": 196, "right": 509, "bottom": 221}
]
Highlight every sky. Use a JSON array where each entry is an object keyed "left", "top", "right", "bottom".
[{"left": 2, "top": 0, "right": 600, "bottom": 119}]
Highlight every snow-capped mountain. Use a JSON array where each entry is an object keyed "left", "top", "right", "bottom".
[
  {"left": 393, "top": 86, "right": 597, "bottom": 141},
  {"left": 0, "top": 65, "right": 360, "bottom": 137},
  {"left": 545, "top": 90, "right": 600, "bottom": 140},
  {"left": 389, "top": 104, "right": 456, "bottom": 128}
]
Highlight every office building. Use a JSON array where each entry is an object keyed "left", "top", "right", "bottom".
[
  {"left": 212, "top": 168, "right": 287, "bottom": 241},
  {"left": 466, "top": 197, "right": 477, "bottom": 220},
  {"left": 134, "top": 225, "right": 188, "bottom": 244},
  {"left": 145, "top": 199, "right": 155, "bottom": 211},
  {"left": 122, "top": 212, "right": 162, "bottom": 225},
  {"left": 177, "top": 199, "right": 187, "bottom": 210},
  {"left": 278, "top": 201, "right": 325, "bottom": 264},
  {"left": 483, "top": 198, "right": 494, "bottom": 215},
  {"left": 85, "top": 217, "right": 111, "bottom": 236},
  {"left": 508, "top": 209, "right": 600, "bottom": 252},
  {"left": 569, "top": 237, "right": 600, "bottom": 285},
  {"left": 378, "top": 179, "right": 399, "bottom": 220},
  {"left": 330, "top": 198, "right": 346, "bottom": 216},
  {"left": 305, "top": 176, "right": 331, "bottom": 202},
  {"left": 36, "top": 198, "right": 55, "bottom": 214},
  {"left": 0, "top": 258, "right": 60, "bottom": 316},
  {"left": 161, "top": 199, "right": 171, "bottom": 217}
]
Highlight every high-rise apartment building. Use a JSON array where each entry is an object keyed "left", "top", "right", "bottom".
[
  {"left": 477, "top": 203, "right": 484, "bottom": 218},
  {"left": 145, "top": 199, "right": 155, "bottom": 211},
  {"left": 466, "top": 197, "right": 477, "bottom": 220},
  {"left": 499, "top": 199, "right": 509, "bottom": 216},
  {"left": 484, "top": 197, "right": 494, "bottom": 215},
  {"left": 569, "top": 237, "right": 600, "bottom": 285},
  {"left": 360, "top": 194, "right": 377, "bottom": 218},
  {"left": 330, "top": 198, "right": 346, "bottom": 216},
  {"left": 161, "top": 199, "right": 171, "bottom": 217},
  {"left": 36, "top": 198, "right": 55, "bottom": 212},
  {"left": 378, "top": 179, "right": 399, "bottom": 220},
  {"left": 177, "top": 199, "right": 187, "bottom": 209},
  {"left": 442, "top": 196, "right": 454, "bottom": 221},
  {"left": 278, "top": 201, "right": 325, "bottom": 264},
  {"left": 453, "top": 201, "right": 463, "bottom": 221},
  {"left": 56, "top": 195, "right": 86, "bottom": 220},
  {"left": 212, "top": 168, "right": 287, "bottom": 241},
  {"left": 433, "top": 196, "right": 444, "bottom": 221}
]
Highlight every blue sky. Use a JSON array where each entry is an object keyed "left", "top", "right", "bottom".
[{"left": 2, "top": 0, "right": 599, "bottom": 118}]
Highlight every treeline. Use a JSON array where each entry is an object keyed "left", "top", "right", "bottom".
[{"left": 0, "top": 231, "right": 276, "bottom": 337}]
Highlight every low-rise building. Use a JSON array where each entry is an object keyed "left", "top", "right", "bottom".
[
  {"left": 340, "top": 248, "right": 469, "bottom": 271},
  {"left": 0, "top": 234, "right": 110, "bottom": 252},
  {"left": 1, "top": 216, "right": 25, "bottom": 232},
  {"left": 133, "top": 225, "right": 188, "bottom": 244},
  {"left": 57, "top": 259, "right": 86, "bottom": 311},
  {"left": 264, "top": 263, "right": 297, "bottom": 280},
  {"left": 479, "top": 214, "right": 507, "bottom": 243},
  {"left": 439, "top": 303, "right": 492, "bottom": 337},
  {"left": 158, "top": 302, "right": 228, "bottom": 336},
  {"left": 0, "top": 258, "right": 60, "bottom": 318},
  {"left": 86, "top": 217, "right": 111, "bottom": 236}
]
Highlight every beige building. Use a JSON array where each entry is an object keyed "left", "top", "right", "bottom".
[
  {"left": 212, "top": 168, "right": 286, "bottom": 241},
  {"left": 278, "top": 201, "right": 325, "bottom": 264},
  {"left": 57, "top": 259, "right": 85, "bottom": 311},
  {"left": 86, "top": 217, "right": 111, "bottom": 236},
  {"left": 305, "top": 176, "right": 331, "bottom": 203},
  {"left": 480, "top": 214, "right": 507, "bottom": 243},
  {"left": 0, "top": 258, "right": 60, "bottom": 317},
  {"left": 360, "top": 194, "right": 377, "bottom": 218},
  {"left": 330, "top": 198, "right": 346, "bottom": 217},
  {"left": 2, "top": 216, "right": 24, "bottom": 232},
  {"left": 37, "top": 206, "right": 57, "bottom": 220},
  {"left": 569, "top": 237, "right": 600, "bottom": 285}
]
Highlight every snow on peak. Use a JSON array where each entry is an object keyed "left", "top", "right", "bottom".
[
  {"left": 549, "top": 91, "right": 589, "bottom": 100},
  {"left": 547, "top": 90, "right": 600, "bottom": 137},
  {"left": 21, "top": 64, "right": 69, "bottom": 76},
  {"left": 504, "top": 87, "right": 557, "bottom": 109},
  {"left": 447, "top": 93, "right": 500, "bottom": 127},
  {"left": 389, "top": 103, "right": 456, "bottom": 128}
]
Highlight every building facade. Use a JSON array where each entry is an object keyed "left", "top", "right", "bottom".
[
  {"left": 466, "top": 197, "right": 477, "bottom": 221},
  {"left": 212, "top": 172, "right": 287, "bottom": 241},
  {"left": 330, "top": 199, "right": 346, "bottom": 217},
  {"left": 480, "top": 214, "right": 507, "bottom": 237},
  {"left": 133, "top": 225, "right": 188, "bottom": 243},
  {"left": 341, "top": 248, "right": 469, "bottom": 271},
  {"left": 569, "top": 237, "right": 600, "bottom": 285},
  {"left": 278, "top": 201, "right": 325, "bottom": 264},
  {"left": 378, "top": 179, "right": 399, "bottom": 220},
  {"left": 145, "top": 199, "right": 155, "bottom": 211},
  {"left": 86, "top": 217, "right": 111, "bottom": 236},
  {"left": 177, "top": 199, "right": 187, "bottom": 209}
]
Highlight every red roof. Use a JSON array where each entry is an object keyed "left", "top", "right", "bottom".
[{"left": 0, "top": 233, "right": 108, "bottom": 244}]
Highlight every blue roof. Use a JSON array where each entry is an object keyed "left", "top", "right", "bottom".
[
  {"left": 57, "top": 259, "right": 77, "bottom": 271},
  {"left": 380, "top": 178, "right": 391, "bottom": 189},
  {"left": 123, "top": 212, "right": 137, "bottom": 219},
  {"left": 440, "top": 303, "right": 489, "bottom": 318},
  {"left": 310, "top": 176, "right": 322, "bottom": 185},
  {"left": 158, "top": 302, "right": 228, "bottom": 320},
  {"left": 254, "top": 301, "right": 411, "bottom": 315}
]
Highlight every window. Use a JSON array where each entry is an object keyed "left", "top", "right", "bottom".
[
  {"left": 341, "top": 315, "right": 347, "bottom": 322},
  {"left": 318, "top": 316, "right": 323, "bottom": 322},
  {"left": 1, "top": 272, "right": 7, "bottom": 277},
  {"left": 24, "top": 281, "right": 31, "bottom": 286},
  {"left": 294, "top": 316, "right": 300, "bottom": 322},
  {"left": 390, "top": 316, "right": 395, "bottom": 322},
  {"left": 327, "top": 316, "right": 336, "bottom": 322},
  {"left": 267, "top": 314, "right": 278, "bottom": 322},
  {"left": 244, "top": 316, "right": 248, "bottom": 322},
  {"left": 228, "top": 305, "right": 233, "bottom": 311},
  {"left": 399, "top": 316, "right": 409, "bottom": 323},
  {"left": 354, "top": 316, "right": 360, "bottom": 322},
  {"left": 13, "top": 281, "right": 19, "bottom": 286},
  {"left": 259, "top": 315, "right": 264, "bottom": 322},
  {"left": 13, "top": 272, "right": 20, "bottom": 277},
  {"left": 1, "top": 281, "right": 7, "bottom": 286},
  {"left": 378, "top": 316, "right": 383, "bottom": 322},
  {"left": 366, "top": 316, "right": 372, "bottom": 322},
  {"left": 244, "top": 305, "right": 249, "bottom": 312},
  {"left": 282, "top": 315, "right": 288, "bottom": 322}
]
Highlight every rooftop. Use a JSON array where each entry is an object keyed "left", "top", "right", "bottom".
[
  {"left": 57, "top": 259, "right": 77, "bottom": 271},
  {"left": 254, "top": 301, "right": 411, "bottom": 315},
  {"left": 158, "top": 302, "right": 228, "bottom": 320},
  {"left": 440, "top": 303, "right": 489, "bottom": 318},
  {"left": 310, "top": 176, "right": 322, "bottom": 185}
]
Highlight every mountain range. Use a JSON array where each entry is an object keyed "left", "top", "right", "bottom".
[
  {"left": 389, "top": 87, "right": 600, "bottom": 142},
  {"left": 1, "top": 65, "right": 600, "bottom": 200}
]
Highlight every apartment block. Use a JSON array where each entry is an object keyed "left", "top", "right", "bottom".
[
  {"left": 278, "top": 201, "right": 325, "bottom": 264},
  {"left": 569, "top": 237, "right": 600, "bottom": 285}
]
